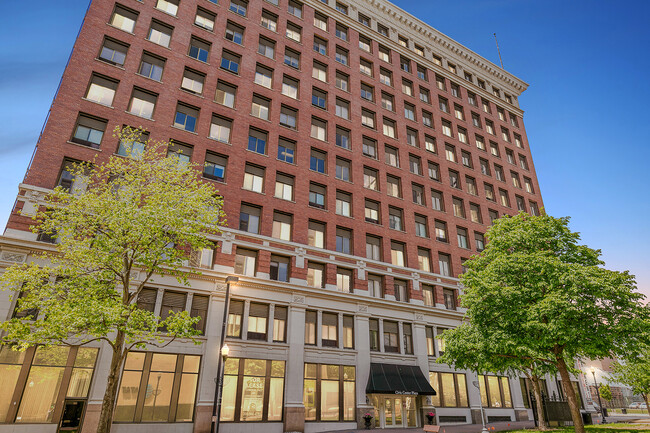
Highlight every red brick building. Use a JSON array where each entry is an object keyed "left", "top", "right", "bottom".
[{"left": 0, "top": 0, "right": 552, "bottom": 432}]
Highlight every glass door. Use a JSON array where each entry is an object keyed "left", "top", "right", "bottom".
[
  {"left": 58, "top": 399, "right": 86, "bottom": 433},
  {"left": 378, "top": 396, "right": 419, "bottom": 428}
]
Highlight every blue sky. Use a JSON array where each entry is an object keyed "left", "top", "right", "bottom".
[{"left": 1, "top": 0, "right": 648, "bottom": 299}]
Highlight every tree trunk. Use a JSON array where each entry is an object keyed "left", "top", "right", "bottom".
[
  {"left": 556, "top": 356, "right": 585, "bottom": 433},
  {"left": 643, "top": 393, "right": 650, "bottom": 418},
  {"left": 96, "top": 331, "right": 126, "bottom": 433},
  {"left": 530, "top": 375, "right": 549, "bottom": 430}
]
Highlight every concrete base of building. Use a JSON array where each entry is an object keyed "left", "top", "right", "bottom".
[
  {"left": 284, "top": 406, "right": 306, "bottom": 433},
  {"left": 194, "top": 405, "right": 213, "bottom": 433},
  {"left": 82, "top": 403, "right": 102, "bottom": 433},
  {"left": 470, "top": 409, "right": 482, "bottom": 425},
  {"left": 514, "top": 409, "right": 529, "bottom": 421},
  {"left": 318, "top": 420, "right": 535, "bottom": 433}
]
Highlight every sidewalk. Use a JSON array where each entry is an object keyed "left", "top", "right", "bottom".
[{"left": 319, "top": 420, "right": 535, "bottom": 433}]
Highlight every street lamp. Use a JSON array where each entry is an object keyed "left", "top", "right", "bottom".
[
  {"left": 590, "top": 367, "right": 607, "bottom": 424},
  {"left": 211, "top": 276, "right": 239, "bottom": 433},
  {"left": 472, "top": 376, "right": 489, "bottom": 433}
]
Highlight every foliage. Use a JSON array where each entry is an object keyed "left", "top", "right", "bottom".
[
  {"left": 599, "top": 384, "right": 613, "bottom": 402},
  {"left": 0, "top": 127, "right": 226, "bottom": 432},
  {"left": 447, "top": 212, "right": 650, "bottom": 433},
  {"left": 611, "top": 351, "right": 650, "bottom": 404}
]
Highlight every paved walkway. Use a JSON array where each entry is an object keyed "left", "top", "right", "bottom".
[{"left": 319, "top": 420, "right": 535, "bottom": 433}]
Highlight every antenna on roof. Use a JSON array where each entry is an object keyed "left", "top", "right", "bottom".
[{"left": 493, "top": 33, "right": 504, "bottom": 69}]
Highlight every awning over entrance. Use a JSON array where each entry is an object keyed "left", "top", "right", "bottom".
[{"left": 366, "top": 363, "right": 437, "bottom": 396}]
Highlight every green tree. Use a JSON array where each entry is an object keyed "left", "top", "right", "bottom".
[
  {"left": 456, "top": 212, "right": 649, "bottom": 433},
  {"left": 611, "top": 351, "right": 650, "bottom": 417},
  {"left": 599, "top": 384, "right": 612, "bottom": 403},
  {"left": 1, "top": 127, "right": 226, "bottom": 433},
  {"left": 439, "top": 323, "right": 554, "bottom": 430}
]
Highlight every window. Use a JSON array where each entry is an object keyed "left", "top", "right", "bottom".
[
  {"left": 435, "top": 220, "right": 448, "bottom": 243},
  {"left": 359, "top": 58, "right": 373, "bottom": 76},
  {"left": 390, "top": 241, "right": 406, "bottom": 267},
  {"left": 282, "top": 75, "right": 299, "bottom": 99},
  {"left": 309, "top": 183, "right": 326, "bottom": 209},
  {"left": 243, "top": 164, "right": 265, "bottom": 193},
  {"left": 310, "top": 149, "right": 327, "bottom": 174},
  {"left": 435, "top": 74, "right": 446, "bottom": 91},
  {"left": 335, "top": 158, "right": 351, "bottom": 181},
  {"left": 388, "top": 207, "right": 403, "bottom": 231},
  {"left": 485, "top": 120, "right": 495, "bottom": 135},
  {"left": 321, "top": 313, "right": 339, "bottom": 347},
  {"left": 519, "top": 155, "right": 529, "bottom": 170},
  {"left": 336, "top": 268, "right": 352, "bottom": 293},
  {"left": 364, "top": 199, "right": 380, "bottom": 224},
  {"left": 415, "top": 214, "right": 428, "bottom": 238},
  {"left": 335, "top": 71, "right": 349, "bottom": 91},
  {"left": 314, "top": 12, "right": 328, "bottom": 31},
  {"left": 116, "top": 129, "right": 147, "bottom": 158},
  {"left": 431, "top": 189, "right": 444, "bottom": 212},
  {"left": 220, "top": 50, "right": 241, "bottom": 74},
  {"left": 167, "top": 141, "right": 192, "bottom": 166},
  {"left": 258, "top": 37, "right": 275, "bottom": 59},
  {"left": 85, "top": 74, "right": 118, "bottom": 106},
  {"left": 173, "top": 103, "right": 199, "bottom": 132},
  {"left": 524, "top": 177, "right": 535, "bottom": 194},
  {"left": 401, "top": 79, "right": 413, "bottom": 96},
  {"left": 469, "top": 203, "right": 483, "bottom": 224},
  {"left": 468, "top": 91, "right": 477, "bottom": 106},
  {"left": 404, "top": 103, "right": 416, "bottom": 121},
  {"left": 358, "top": 83, "right": 374, "bottom": 103},
  {"left": 453, "top": 197, "right": 465, "bottom": 218},
  {"left": 454, "top": 104, "right": 465, "bottom": 121},
  {"left": 312, "top": 88, "right": 327, "bottom": 110},
  {"left": 234, "top": 247, "right": 257, "bottom": 275},
  {"left": 181, "top": 68, "right": 205, "bottom": 95},
  {"left": 312, "top": 61, "right": 327, "bottom": 82},
  {"left": 286, "top": 22, "right": 302, "bottom": 42},
  {"left": 489, "top": 209, "right": 499, "bottom": 223},
  {"left": 420, "top": 87, "right": 431, "bottom": 104},
  {"left": 364, "top": 235, "right": 382, "bottom": 262},
  {"left": 159, "top": 290, "right": 186, "bottom": 326},
  {"left": 476, "top": 135, "right": 486, "bottom": 151},
  {"left": 214, "top": 82, "right": 236, "bottom": 108},
  {"left": 188, "top": 295, "right": 209, "bottom": 334},
  {"left": 239, "top": 203, "right": 261, "bottom": 232},
  {"left": 336, "top": 98, "right": 350, "bottom": 119},
  {"left": 288, "top": 0, "right": 302, "bottom": 18},
  {"left": 474, "top": 232, "right": 486, "bottom": 252},
  {"left": 383, "top": 118, "right": 396, "bottom": 138},
  {"left": 311, "top": 118, "right": 327, "bottom": 141},
  {"left": 111, "top": 4, "right": 138, "bottom": 33},
  {"left": 400, "top": 56, "right": 411, "bottom": 74},
  {"left": 362, "top": 136, "right": 377, "bottom": 158},
  {"left": 308, "top": 220, "right": 326, "bottom": 247},
  {"left": 254, "top": 64, "right": 273, "bottom": 88},
  {"left": 276, "top": 137, "right": 295, "bottom": 164},
  {"left": 335, "top": 46, "right": 348, "bottom": 65},
  {"left": 335, "top": 127, "right": 351, "bottom": 150},
  {"left": 464, "top": 71, "right": 473, "bottom": 82},
  {"left": 361, "top": 109, "right": 375, "bottom": 129},
  {"left": 409, "top": 154, "right": 421, "bottom": 175},
  {"left": 441, "top": 119, "right": 452, "bottom": 137},
  {"left": 499, "top": 189, "right": 510, "bottom": 207},
  {"left": 369, "top": 318, "right": 380, "bottom": 350},
  {"left": 71, "top": 113, "right": 106, "bottom": 148},
  {"left": 438, "top": 253, "right": 451, "bottom": 276},
  {"left": 480, "top": 158, "right": 491, "bottom": 176},
  {"left": 450, "top": 82, "right": 460, "bottom": 97},
  {"left": 386, "top": 175, "right": 401, "bottom": 198},
  {"left": 478, "top": 375, "right": 512, "bottom": 408},
  {"left": 530, "top": 201, "right": 540, "bottom": 216},
  {"left": 248, "top": 128, "right": 268, "bottom": 155},
  {"left": 457, "top": 227, "right": 469, "bottom": 249},
  {"left": 335, "top": 191, "right": 351, "bottom": 216},
  {"left": 99, "top": 37, "right": 128, "bottom": 66},
  {"left": 203, "top": 152, "right": 227, "bottom": 182},
  {"left": 138, "top": 52, "right": 165, "bottom": 81},
  {"left": 379, "top": 68, "right": 392, "bottom": 86},
  {"left": 221, "top": 358, "right": 285, "bottom": 422},
  {"left": 303, "top": 364, "right": 355, "bottom": 422},
  {"left": 511, "top": 171, "right": 522, "bottom": 189},
  {"left": 209, "top": 115, "right": 232, "bottom": 143},
  {"left": 261, "top": 10, "right": 278, "bottom": 31},
  {"left": 280, "top": 105, "right": 298, "bottom": 129},
  {"left": 501, "top": 127, "right": 511, "bottom": 143},
  {"left": 485, "top": 183, "right": 495, "bottom": 201},
  {"left": 417, "top": 248, "right": 431, "bottom": 272},
  {"left": 358, "top": 35, "right": 372, "bottom": 52},
  {"left": 417, "top": 64, "right": 428, "bottom": 81},
  {"left": 313, "top": 36, "right": 328, "bottom": 56},
  {"left": 515, "top": 195, "right": 526, "bottom": 212},
  {"left": 334, "top": 23, "right": 349, "bottom": 41},
  {"left": 383, "top": 321, "right": 399, "bottom": 352},
  {"left": 272, "top": 212, "right": 292, "bottom": 241},
  {"left": 229, "top": 0, "right": 248, "bottom": 16},
  {"left": 336, "top": 2, "right": 348, "bottom": 14},
  {"left": 336, "top": 227, "right": 352, "bottom": 253},
  {"left": 428, "top": 372, "right": 469, "bottom": 408},
  {"left": 195, "top": 8, "right": 216, "bottom": 31},
  {"left": 148, "top": 20, "right": 173, "bottom": 48},
  {"left": 305, "top": 311, "right": 317, "bottom": 345},
  {"left": 270, "top": 255, "right": 290, "bottom": 281},
  {"left": 284, "top": 48, "right": 300, "bottom": 68},
  {"left": 251, "top": 95, "right": 270, "bottom": 120},
  {"left": 385, "top": 145, "right": 399, "bottom": 167},
  {"left": 188, "top": 36, "right": 210, "bottom": 63},
  {"left": 427, "top": 162, "right": 440, "bottom": 182},
  {"left": 432, "top": 54, "right": 442, "bottom": 66},
  {"left": 307, "top": 262, "right": 325, "bottom": 287},
  {"left": 461, "top": 151, "right": 473, "bottom": 169},
  {"left": 494, "top": 164, "right": 504, "bottom": 181}
]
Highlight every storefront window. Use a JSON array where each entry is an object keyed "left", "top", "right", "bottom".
[
  {"left": 0, "top": 347, "right": 25, "bottom": 422},
  {"left": 220, "top": 358, "right": 285, "bottom": 422},
  {"left": 303, "top": 363, "right": 355, "bottom": 421},
  {"left": 429, "top": 372, "right": 468, "bottom": 407},
  {"left": 478, "top": 374, "right": 512, "bottom": 408},
  {"left": 115, "top": 352, "right": 200, "bottom": 423}
]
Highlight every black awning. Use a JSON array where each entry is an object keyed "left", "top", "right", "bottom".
[{"left": 366, "top": 363, "right": 437, "bottom": 396}]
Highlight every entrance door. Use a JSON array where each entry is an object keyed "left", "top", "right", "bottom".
[
  {"left": 58, "top": 400, "right": 86, "bottom": 433},
  {"left": 377, "top": 396, "right": 419, "bottom": 428}
]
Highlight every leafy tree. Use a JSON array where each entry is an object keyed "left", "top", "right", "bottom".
[
  {"left": 599, "top": 384, "right": 612, "bottom": 403},
  {"left": 611, "top": 351, "right": 650, "bottom": 417},
  {"left": 438, "top": 323, "right": 554, "bottom": 429},
  {"left": 1, "top": 127, "right": 225, "bottom": 433},
  {"left": 455, "top": 212, "right": 649, "bottom": 433}
]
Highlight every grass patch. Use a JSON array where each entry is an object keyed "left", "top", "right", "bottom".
[{"left": 503, "top": 424, "right": 650, "bottom": 433}]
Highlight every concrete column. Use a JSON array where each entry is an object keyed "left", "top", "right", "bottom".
[
  {"left": 338, "top": 313, "right": 344, "bottom": 349},
  {"left": 398, "top": 321, "right": 405, "bottom": 354},
  {"left": 413, "top": 323, "right": 429, "bottom": 374},
  {"left": 355, "top": 312, "right": 373, "bottom": 425},
  {"left": 284, "top": 305, "right": 307, "bottom": 433},
  {"left": 316, "top": 310, "right": 323, "bottom": 348},
  {"left": 153, "top": 287, "right": 164, "bottom": 316},
  {"left": 433, "top": 325, "right": 439, "bottom": 358},
  {"left": 241, "top": 299, "right": 250, "bottom": 341},
  {"left": 378, "top": 319, "right": 385, "bottom": 352}
]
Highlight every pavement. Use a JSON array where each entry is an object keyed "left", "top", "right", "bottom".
[{"left": 319, "top": 420, "right": 535, "bottom": 433}]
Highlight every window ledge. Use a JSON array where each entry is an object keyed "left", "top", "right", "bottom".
[{"left": 66, "top": 141, "right": 102, "bottom": 152}]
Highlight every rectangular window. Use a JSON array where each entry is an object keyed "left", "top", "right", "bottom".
[
  {"left": 379, "top": 68, "right": 392, "bottom": 86},
  {"left": 308, "top": 220, "right": 326, "bottom": 248},
  {"left": 366, "top": 236, "right": 381, "bottom": 261},
  {"left": 428, "top": 372, "right": 469, "bottom": 408},
  {"left": 336, "top": 268, "right": 352, "bottom": 293},
  {"left": 336, "top": 98, "right": 350, "bottom": 120},
  {"left": 99, "top": 37, "right": 128, "bottom": 66},
  {"left": 335, "top": 158, "right": 351, "bottom": 181},
  {"left": 128, "top": 87, "right": 157, "bottom": 119},
  {"left": 418, "top": 248, "right": 431, "bottom": 272},
  {"left": 478, "top": 375, "right": 512, "bottom": 408},
  {"left": 313, "top": 36, "right": 328, "bottom": 56},
  {"left": 111, "top": 4, "right": 138, "bottom": 33},
  {"left": 314, "top": 12, "right": 328, "bottom": 31},
  {"left": 415, "top": 214, "right": 428, "bottom": 237},
  {"left": 272, "top": 212, "right": 292, "bottom": 241},
  {"left": 385, "top": 145, "right": 399, "bottom": 167},
  {"left": 388, "top": 207, "right": 403, "bottom": 231},
  {"left": 305, "top": 311, "right": 317, "bottom": 345},
  {"left": 195, "top": 7, "right": 216, "bottom": 31},
  {"left": 209, "top": 115, "right": 232, "bottom": 144},
  {"left": 181, "top": 68, "right": 205, "bottom": 95},
  {"left": 303, "top": 364, "right": 355, "bottom": 421},
  {"left": 322, "top": 313, "right": 339, "bottom": 346},
  {"left": 71, "top": 113, "right": 107, "bottom": 148},
  {"left": 438, "top": 253, "right": 451, "bottom": 276},
  {"left": 286, "top": 22, "right": 302, "bottom": 42},
  {"left": 360, "top": 58, "right": 373, "bottom": 76},
  {"left": 311, "top": 118, "right": 327, "bottom": 142},
  {"left": 270, "top": 255, "right": 290, "bottom": 282},
  {"left": 239, "top": 204, "right": 261, "bottom": 234},
  {"left": 188, "top": 36, "right": 210, "bottom": 63},
  {"left": 390, "top": 241, "right": 406, "bottom": 267},
  {"left": 423, "top": 285, "right": 434, "bottom": 307},
  {"left": 309, "top": 184, "right": 326, "bottom": 210},
  {"left": 310, "top": 148, "right": 327, "bottom": 173},
  {"left": 288, "top": 0, "right": 302, "bottom": 18},
  {"left": 220, "top": 50, "right": 241, "bottom": 74},
  {"left": 335, "top": 71, "right": 349, "bottom": 91},
  {"left": 174, "top": 103, "right": 199, "bottom": 132},
  {"left": 336, "top": 227, "right": 352, "bottom": 254},
  {"left": 335, "top": 46, "right": 348, "bottom": 65},
  {"left": 431, "top": 189, "right": 444, "bottom": 212},
  {"left": 203, "top": 152, "right": 227, "bottom": 182},
  {"left": 138, "top": 52, "right": 165, "bottom": 81},
  {"left": 335, "top": 191, "right": 351, "bottom": 216},
  {"left": 229, "top": 0, "right": 248, "bottom": 16},
  {"left": 260, "top": 10, "right": 278, "bottom": 31},
  {"left": 383, "top": 321, "right": 399, "bottom": 353},
  {"left": 251, "top": 95, "right": 271, "bottom": 120},
  {"left": 403, "top": 323, "right": 413, "bottom": 354},
  {"left": 307, "top": 262, "right": 324, "bottom": 288},
  {"left": 386, "top": 175, "right": 401, "bottom": 198},
  {"left": 148, "top": 20, "right": 173, "bottom": 47},
  {"left": 369, "top": 319, "right": 379, "bottom": 350},
  {"left": 85, "top": 74, "right": 118, "bottom": 106}
]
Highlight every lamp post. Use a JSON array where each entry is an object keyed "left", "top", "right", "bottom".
[
  {"left": 211, "top": 276, "right": 239, "bottom": 433},
  {"left": 472, "top": 376, "right": 489, "bottom": 433},
  {"left": 590, "top": 367, "right": 606, "bottom": 424}
]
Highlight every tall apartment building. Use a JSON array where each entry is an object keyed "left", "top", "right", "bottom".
[{"left": 0, "top": 0, "right": 592, "bottom": 432}]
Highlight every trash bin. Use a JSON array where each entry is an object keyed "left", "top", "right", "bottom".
[
  {"left": 582, "top": 412, "right": 593, "bottom": 425},
  {"left": 622, "top": 408, "right": 627, "bottom": 414}
]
